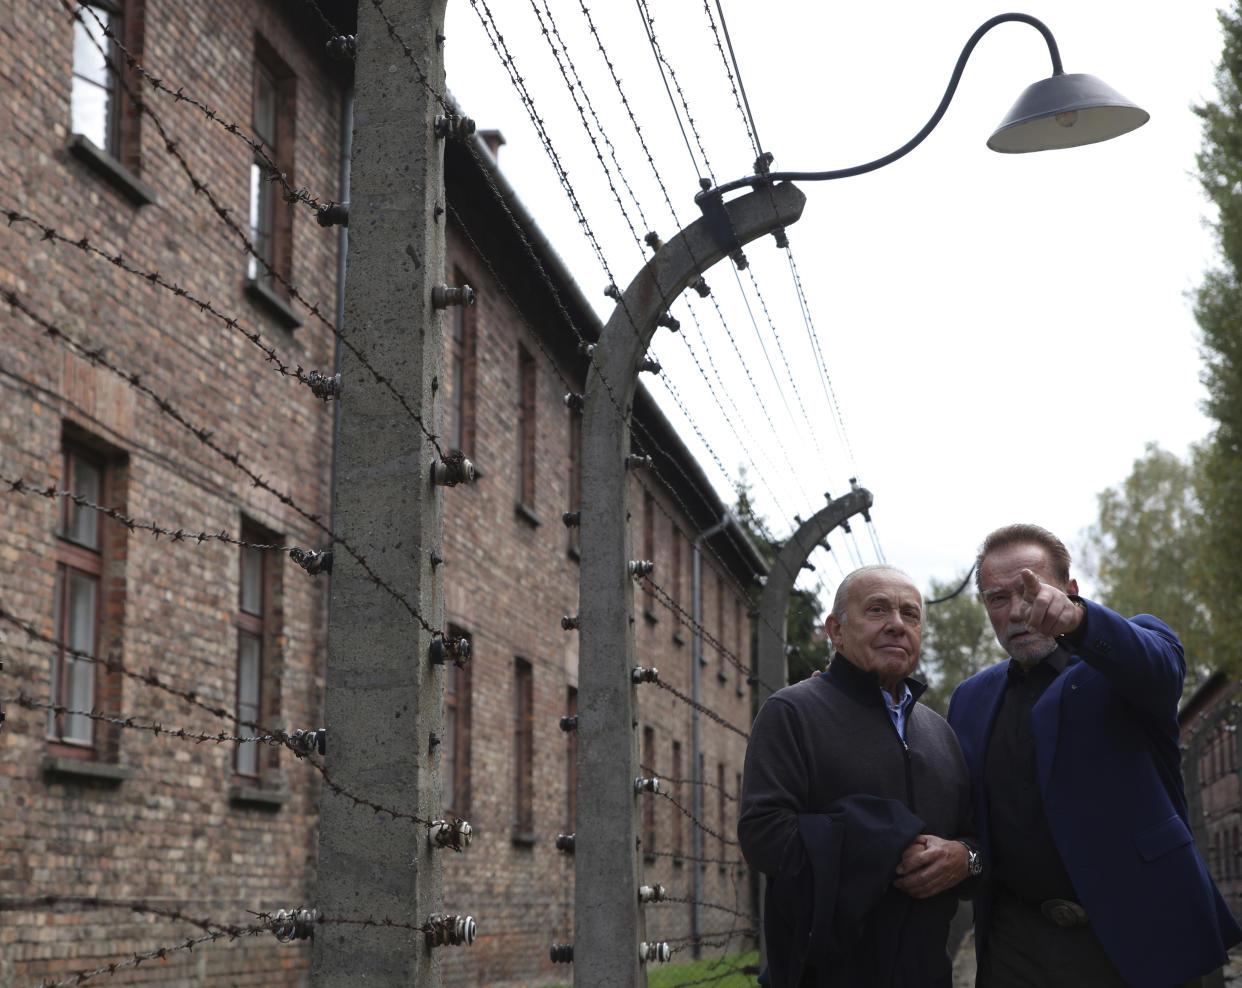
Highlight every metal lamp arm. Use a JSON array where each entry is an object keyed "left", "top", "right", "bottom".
[{"left": 703, "top": 12, "right": 1062, "bottom": 199}]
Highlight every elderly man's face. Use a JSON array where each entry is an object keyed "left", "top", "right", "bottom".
[
  {"left": 826, "top": 570, "right": 923, "bottom": 693},
  {"left": 978, "top": 541, "right": 1078, "bottom": 664}
]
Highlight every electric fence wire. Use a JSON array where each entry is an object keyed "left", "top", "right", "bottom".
[
  {"left": 64, "top": 0, "right": 449, "bottom": 460},
  {"left": 2, "top": 290, "right": 441, "bottom": 638},
  {"left": 480, "top": 0, "right": 816, "bottom": 541}
]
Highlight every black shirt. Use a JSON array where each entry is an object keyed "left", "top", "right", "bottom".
[{"left": 984, "top": 646, "right": 1080, "bottom": 903}]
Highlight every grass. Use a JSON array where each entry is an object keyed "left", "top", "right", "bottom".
[{"left": 541, "top": 951, "right": 760, "bottom": 988}]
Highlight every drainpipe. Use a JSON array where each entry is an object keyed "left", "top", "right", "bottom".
[{"left": 692, "top": 512, "right": 731, "bottom": 958}]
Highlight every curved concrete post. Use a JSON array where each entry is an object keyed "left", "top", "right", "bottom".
[
  {"left": 575, "top": 182, "right": 806, "bottom": 986},
  {"left": 754, "top": 485, "right": 874, "bottom": 706}
]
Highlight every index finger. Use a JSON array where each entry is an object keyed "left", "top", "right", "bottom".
[{"left": 1020, "top": 568, "right": 1043, "bottom": 601}]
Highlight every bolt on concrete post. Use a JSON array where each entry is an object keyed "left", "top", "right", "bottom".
[
  {"left": 576, "top": 183, "right": 806, "bottom": 987},
  {"left": 311, "top": 1, "right": 449, "bottom": 985}
]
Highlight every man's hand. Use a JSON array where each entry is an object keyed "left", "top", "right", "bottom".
[
  {"left": 1018, "top": 569, "right": 1085, "bottom": 638},
  {"left": 893, "top": 835, "right": 969, "bottom": 899}
]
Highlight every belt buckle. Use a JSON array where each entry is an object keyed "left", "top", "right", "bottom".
[{"left": 1040, "top": 898, "right": 1088, "bottom": 928}]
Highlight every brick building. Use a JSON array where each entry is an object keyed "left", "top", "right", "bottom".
[
  {"left": 0, "top": 1, "right": 763, "bottom": 984},
  {"left": 1181, "top": 674, "right": 1242, "bottom": 914}
]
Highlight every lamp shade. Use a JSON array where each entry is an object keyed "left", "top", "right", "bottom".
[{"left": 987, "top": 72, "right": 1149, "bottom": 153}]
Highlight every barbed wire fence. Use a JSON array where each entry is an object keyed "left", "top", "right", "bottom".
[{"left": 0, "top": 0, "right": 889, "bottom": 984}]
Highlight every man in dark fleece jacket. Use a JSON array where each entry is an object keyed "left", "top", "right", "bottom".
[{"left": 739, "top": 565, "right": 978, "bottom": 988}]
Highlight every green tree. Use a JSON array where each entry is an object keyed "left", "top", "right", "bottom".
[
  {"left": 1083, "top": 442, "right": 1212, "bottom": 688},
  {"left": 919, "top": 569, "right": 997, "bottom": 715},
  {"left": 1193, "top": 1, "right": 1242, "bottom": 678}
]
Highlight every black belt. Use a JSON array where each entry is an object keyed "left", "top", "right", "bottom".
[{"left": 998, "top": 887, "right": 1090, "bottom": 929}]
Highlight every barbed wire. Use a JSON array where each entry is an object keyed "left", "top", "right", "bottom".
[
  {"left": 526, "top": 0, "right": 649, "bottom": 256},
  {"left": 0, "top": 604, "right": 268, "bottom": 733},
  {"left": 663, "top": 896, "right": 755, "bottom": 924},
  {"left": 644, "top": 848, "right": 744, "bottom": 867},
  {"left": 0, "top": 601, "right": 440, "bottom": 829},
  {"left": 657, "top": 785, "right": 740, "bottom": 846},
  {"left": 74, "top": 2, "right": 337, "bottom": 218},
  {"left": 2, "top": 207, "right": 338, "bottom": 402},
  {"left": 699, "top": 0, "right": 761, "bottom": 159},
  {"left": 62, "top": 0, "right": 447, "bottom": 459},
  {"left": 4, "top": 289, "right": 438, "bottom": 635},
  {"left": 642, "top": 769, "right": 739, "bottom": 803},
  {"left": 651, "top": 678, "right": 750, "bottom": 742},
  {"left": 1, "top": 694, "right": 294, "bottom": 747},
  {"left": 1, "top": 472, "right": 329, "bottom": 571}
]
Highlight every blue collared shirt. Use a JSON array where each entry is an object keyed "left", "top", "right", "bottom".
[{"left": 881, "top": 680, "right": 916, "bottom": 741}]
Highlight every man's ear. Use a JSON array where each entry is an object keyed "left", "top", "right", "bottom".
[
  {"left": 825, "top": 614, "right": 843, "bottom": 650},
  {"left": 1067, "top": 578, "right": 1079, "bottom": 596}
]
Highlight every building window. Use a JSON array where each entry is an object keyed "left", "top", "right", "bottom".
[
  {"left": 443, "top": 625, "right": 473, "bottom": 819},
  {"left": 716, "top": 573, "right": 727, "bottom": 679},
  {"left": 565, "top": 687, "right": 578, "bottom": 830},
  {"left": 516, "top": 347, "right": 536, "bottom": 510},
  {"left": 567, "top": 406, "right": 582, "bottom": 557},
  {"left": 513, "top": 658, "right": 534, "bottom": 839},
  {"left": 717, "top": 762, "right": 727, "bottom": 859},
  {"left": 671, "top": 740, "right": 684, "bottom": 860},
  {"left": 235, "top": 531, "right": 267, "bottom": 778},
  {"left": 248, "top": 41, "right": 296, "bottom": 291},
  {"left": 70, "top": 1, "right": 122, "bottom": 156},
  {"left": 49, "top": 446, "right": 108, "bottom": 749},
  {"left": 447, "top": 273, "right": 477, "bottom": 455},
  {"left": 643, "top": 726, "right": 657, "bottom": 855}
]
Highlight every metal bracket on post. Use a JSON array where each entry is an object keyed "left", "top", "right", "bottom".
[{"left": 576, "top": 181, "right": 806, "bottom": 987}]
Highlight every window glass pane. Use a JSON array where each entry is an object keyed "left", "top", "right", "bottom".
[
  {"left": 248, "top": 163, "right": 273, "bottom": 279},
  {"left": 253, "top": 65, "right": 277, "bottom": 146},
  {"left": 49, "top": 568, "right": 64, "bottom": 738},
  {"left": 237, "top": 633, "right": 261, "bottom": 775},
  {"left": 72, "top": 12, "right": 111, "bottom": 87},
  {"left": 66, "top": 455, "right": 101, "bottom": 548},
  {"left": 241, "top": 545, "right": 264, "bottom": 615},
  {"left": 65, "top": 570, "right": 98, "bottom": 743},
  {"left": 71, "top": 10, "right": 113, "bottom": 148},
  {"left": 238, "top": 634, "right": 261, "bottom": 712},
  {"left": 70, "top": 79, "right": 109, "bottom": 148}
]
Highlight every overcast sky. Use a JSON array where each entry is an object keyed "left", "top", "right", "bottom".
[{"left": 441, "top": 0, "right": 1226, "bottom": 606}]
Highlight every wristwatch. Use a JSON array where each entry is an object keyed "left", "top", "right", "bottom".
[{"left": 958, "top": 841, "right": 982, "bottom": 877}]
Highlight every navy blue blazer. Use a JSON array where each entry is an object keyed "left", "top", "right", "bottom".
[{"left": 946, "top": 600, "right": 1241, "bottom": 988}]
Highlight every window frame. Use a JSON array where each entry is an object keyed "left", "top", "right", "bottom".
[
  {"left": 516, "top": 346, "right": 537, "bottom": 512},
  {"left": 234, "top": 531, "right": 268, "bottom": 780},
  {"left": 512, "top": 657, "right": 535, "bottom": 842},
  {"left": 246, "top": 38, "right": 297, "bottom": 303},
  {"left": 48, "top": 445, "right": 108, "bottom": 754}
]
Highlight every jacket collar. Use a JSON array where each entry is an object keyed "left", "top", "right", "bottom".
[{"left": 824, "top": 652, "right": 927, "bottom": 705}]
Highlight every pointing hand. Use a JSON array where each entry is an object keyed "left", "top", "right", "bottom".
[{"left": 1019, "top": 569, "right": 1084, "bottom": 638}]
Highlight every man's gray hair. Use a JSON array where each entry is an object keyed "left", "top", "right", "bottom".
[{"left": 831, "top": 564, "right": 921, "bottom": 625}]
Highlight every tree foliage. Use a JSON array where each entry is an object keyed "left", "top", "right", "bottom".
[
  {"left": 918, "top": 569, "right": 998, "bottom": 715},
  {"left": 1082, "top": 443, "right": 1212, "bottom": 689},
  {"left": 1193, "top": 0, "right": 1242, "bottom": 679}
]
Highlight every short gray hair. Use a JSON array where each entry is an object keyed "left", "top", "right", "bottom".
[{"left": 831, "top": 564, "right": 920, "bottom": 625}]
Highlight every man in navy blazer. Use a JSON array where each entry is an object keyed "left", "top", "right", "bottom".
[{"left": 946, "top": 523, "right": 1240, "bottom": 987}]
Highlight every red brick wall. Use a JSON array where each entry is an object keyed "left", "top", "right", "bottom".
[
  {"left": 1, "top": 0, "right": 341, "bottom": 982},
  {"left": 0, "top": 2, "right": 758, "bottom": 984}
]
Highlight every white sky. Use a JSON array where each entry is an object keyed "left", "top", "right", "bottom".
[{"left": 442, "top": 0, "right": 1225, "bottom": 606}]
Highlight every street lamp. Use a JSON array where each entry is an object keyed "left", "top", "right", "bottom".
[{"left": 699, "top": 12, "right": 1148, "bottom": 206}]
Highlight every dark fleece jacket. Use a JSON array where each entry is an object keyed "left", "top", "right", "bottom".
[{"left": 739, "top": 656, "right": 974, "bottom": 987}]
